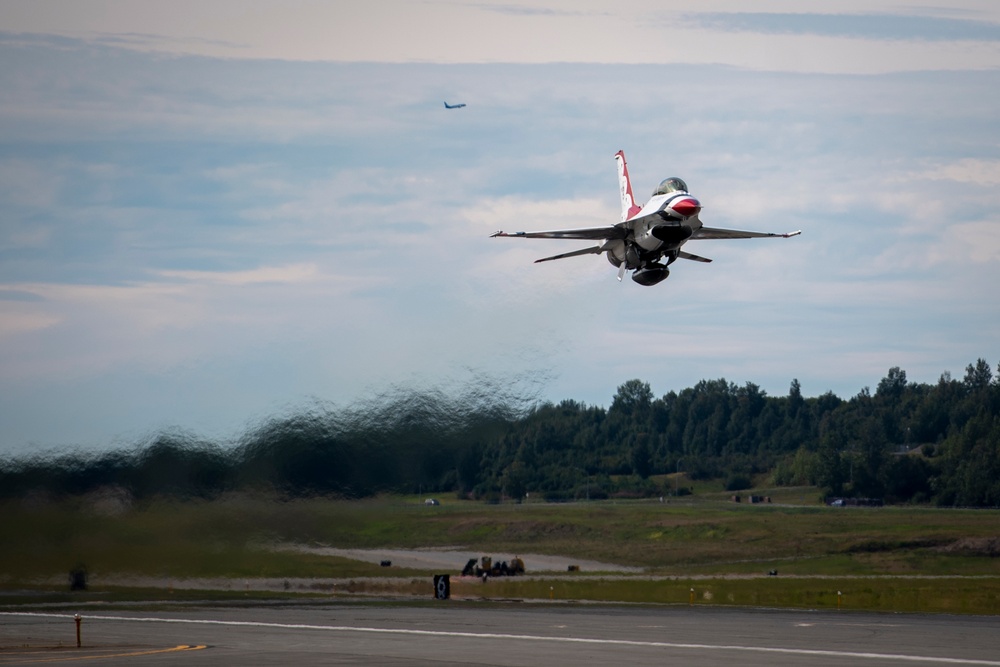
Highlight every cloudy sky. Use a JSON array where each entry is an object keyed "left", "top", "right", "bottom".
[{"left": 1, "top": 0, "right": 999, "bottom": 456}]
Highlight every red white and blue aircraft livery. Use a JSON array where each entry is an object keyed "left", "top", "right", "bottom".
[{"left": 491, "top": 151, "right": 800, "bottom": 286}]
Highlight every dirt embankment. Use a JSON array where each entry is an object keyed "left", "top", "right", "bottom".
[
  {"left": 276, "top": 545, "right": 643, "bottom": 573},
  {"left": 935, "top": 538, "right": 1000, "bottom": 557}
]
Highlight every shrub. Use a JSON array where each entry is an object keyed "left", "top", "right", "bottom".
[{"left": 724, "top": 474, "right": 752, "bottom": 491}]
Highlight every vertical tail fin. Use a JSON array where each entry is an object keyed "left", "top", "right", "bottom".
[{"left": 615, "top": 151, "right": 642, "bottom": 222}]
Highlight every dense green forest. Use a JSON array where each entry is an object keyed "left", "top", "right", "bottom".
[{"left": 3, "top": 359, "right": 999, "bottom": 506}]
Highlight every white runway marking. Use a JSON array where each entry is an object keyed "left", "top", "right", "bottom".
[{"left": 4, "top": 611, "right": 999, "bottom": 666}]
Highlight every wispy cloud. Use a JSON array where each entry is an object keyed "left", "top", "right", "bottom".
[
  {"left": 156, "top": 263, "right": 323, "bottom": 286},
  {"left": 686, "top": 12, "right": 1000, "bottom": 42},
  {"left": 908, "top": 158, "right": 1000, "bottom": 186},
  {"left": 479, "top": 4, "right": 603, "bottom": 19},
  {"left": 91, "top": 31, "right": 251, "bottom": 51}
]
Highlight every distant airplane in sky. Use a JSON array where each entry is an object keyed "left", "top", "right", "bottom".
[
  {"left": 491, "top": 151, "right": 800, "bottom": 286},
  {"left": 443, "top": 101, "right": 466, "bottom": 109}
]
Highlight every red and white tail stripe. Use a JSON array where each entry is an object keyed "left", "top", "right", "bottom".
[{"left": 615, "top": 150, "right": 642, "bottom": 222}]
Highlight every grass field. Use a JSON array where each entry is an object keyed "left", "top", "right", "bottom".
[{"left": 3, "top": 487, "right": 999, "bottom": 614}]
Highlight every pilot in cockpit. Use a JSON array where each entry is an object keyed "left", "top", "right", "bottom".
[{"left": 653, "top": 177, "right": 688, "bottom": 196}]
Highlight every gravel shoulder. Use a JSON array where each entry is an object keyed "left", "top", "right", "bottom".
[{"left": 278, "top": 544, "right": 643, "bottom": 573}]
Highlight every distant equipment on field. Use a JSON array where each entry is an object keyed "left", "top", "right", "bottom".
[{"left": 462, "top": 555, "right": 525, "bottom": 578}]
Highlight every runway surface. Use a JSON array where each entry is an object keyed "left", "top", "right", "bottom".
[{"left": 3, "top": 602, "right": 1000, "bottom": 666}]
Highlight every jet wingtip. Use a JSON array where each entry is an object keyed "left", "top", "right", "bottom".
[{"left": 785, "top": 230, "right": 802, "bottom": 238}]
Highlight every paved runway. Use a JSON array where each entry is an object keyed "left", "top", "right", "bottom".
[{"left": 3, "top": 602, "right": 1000, "bottom": 666}]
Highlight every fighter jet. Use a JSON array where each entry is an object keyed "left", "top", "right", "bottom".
[
  {"left": 490, "top": 151, "right": 800, "bottom": 286},
  {"left": 443, "top": 101, "right": 467, "bottom": 109}
]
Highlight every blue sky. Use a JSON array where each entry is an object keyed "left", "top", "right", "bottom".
[{"left": 1, "top": 1, "right": 999, "bottom": 456}]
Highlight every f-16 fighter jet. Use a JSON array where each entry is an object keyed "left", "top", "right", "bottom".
[{"left": 491, "top": 151, "right": 800, "bottom": 286}]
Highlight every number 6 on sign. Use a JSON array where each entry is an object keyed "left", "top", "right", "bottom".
[{"left": 434, "top": 574, "right": 450, "bottom": 600}]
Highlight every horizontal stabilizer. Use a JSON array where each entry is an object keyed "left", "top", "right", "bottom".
[
  {"left": 678, "top": 250, "right": 712, "bottom": 263},
  {"left": 534, "top": 245, "right": 603, "bottom": 263}
]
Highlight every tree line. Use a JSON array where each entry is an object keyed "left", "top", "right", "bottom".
[{"left": 2, "top": 359, "right": 998, "bottom": 506}]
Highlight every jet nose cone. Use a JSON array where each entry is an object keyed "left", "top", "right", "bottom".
[{"left": 671, "top": 197, "right": 701, "bottom": 218}]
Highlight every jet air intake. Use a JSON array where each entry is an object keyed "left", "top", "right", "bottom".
[{"left": 651, "top": 224, "right": 694, "bottom": 244}]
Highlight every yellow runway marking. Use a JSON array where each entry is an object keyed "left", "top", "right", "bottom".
[{"left": 0, "top": 644, "right": 206, "bottom": 664}]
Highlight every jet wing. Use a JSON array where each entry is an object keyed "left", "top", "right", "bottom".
[
  {"left": 692, "top": 227, "right": 802, "bottom": 240},
  {"left": 491, "top": 225, "right": 626, "bottom": 241},
  {"left": 491, "top": 226, "right": 624, "bottom": 264}
]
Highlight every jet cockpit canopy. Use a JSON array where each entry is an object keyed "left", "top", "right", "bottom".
[{"left": 653, "top": 177, "right": 688, "bottom": 196}]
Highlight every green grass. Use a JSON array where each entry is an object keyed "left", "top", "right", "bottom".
[
  {"left": 2, "top": 491, "right": 999, "bottom": 614},
  {"left": 452, "top": 576, "right": 1000, "bottom": 615}
]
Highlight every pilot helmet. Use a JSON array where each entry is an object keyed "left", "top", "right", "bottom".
[{"left": 653, "top": 177, "right": 688, "bottom": 196}]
